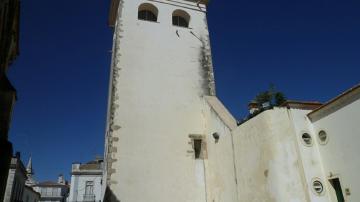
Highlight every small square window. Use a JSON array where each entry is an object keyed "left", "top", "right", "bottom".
[
  {"left": 189, "top": 135, "right": 207, "bottom": 159},
  {"left": 194, "top": 139, "right": 202, "bottom": 159}
]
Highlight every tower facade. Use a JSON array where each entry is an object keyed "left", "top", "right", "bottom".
[{"left": 104, "top": 0, "right": 238, "bottom": 201}]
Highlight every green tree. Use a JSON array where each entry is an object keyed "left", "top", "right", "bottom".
[
  {"left": 274, "top": 92, "right": 286, "bottom": 106},
  {"left": 255, "top": 91, "right": 272, "bottom": 105},
  {"left": 253, "top": 85, "right": 286, "bottom": 107}
]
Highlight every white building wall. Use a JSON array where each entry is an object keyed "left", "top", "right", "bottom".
[
  {"left": 104, "top": 0, "right": 237, "bottom": 201},
  {"left": 232, "top": 108, "right": 310, "bottom": 202},
  {"left": 231, "top": 105, "right": 360, "bottom": 202},
  {"left": 202, "top": 97, "right": 238, "bottom": 202},
  {"left": 104, "top": 1, "right": 360, "bottom": 202},
  {"left": 3, "top": 160, "right": 26, "bottom": 202},
  {"left": 287, "top": 109, "right": 330, "bottom": 202},
  {"left": 33, "top": 186, "right": 68, "bottom": 202},
  {"left": 310, "top": 97, "right": 360, "bottom": 201},
  {"left": 69, "top": 175, "right": 102, "bottom": 202}
]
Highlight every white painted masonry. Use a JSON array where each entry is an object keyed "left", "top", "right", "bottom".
[
  {"left": 309, "top": 86, "right": 360, "bottom": 202},
  {"left": 232, "top": 92, "right": 360, "bottom": 202},
  {"left": 104, "top": 0, "right": 236, "bottom": 201},
  {"left": 69, "top": 160, "right": 103, "bottom": 202},
  {"left": 232, "top": 108, "right": 310, "bottom": 202},
  {"left": 104, "top": 0, "right": 360, "bottom": 201}
]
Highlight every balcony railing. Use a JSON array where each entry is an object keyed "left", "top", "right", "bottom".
[{"left": 83, "top": 194, "right": 96, "bottom": 201}]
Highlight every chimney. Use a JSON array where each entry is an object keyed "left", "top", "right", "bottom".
[
  {"left": 58, "top": 174, "right": 65, "bottom": 184},
  {"left": 248, "top": 101, "right": 259, "bottom": 114}
]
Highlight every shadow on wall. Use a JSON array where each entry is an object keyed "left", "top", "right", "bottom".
[{"left": 103, "top": 186, "right": 120, "bottom": 202}]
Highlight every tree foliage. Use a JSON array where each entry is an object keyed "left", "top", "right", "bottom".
[{"left": 254, "top": 84, "right": 286, "bottom": 107}]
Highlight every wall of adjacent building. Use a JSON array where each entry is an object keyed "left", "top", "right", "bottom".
[
  {"left": 22, "top": 186, "right": 40, "bottom": 202},
  {"left": 33, "top": 185, "right": 69, "bottom": 202},
  {"left": 201, "top": 97, "right": 238, "bottom": 202},
  {"left": 69, "top": 174, "right": 102, "bottom": 202},
  {"left": 3, "top": 158, "right": 27, "bottom": 202},
  {"left": 0, "top": 0, "right": 20, "bottom": 200},
  {"left": 287, "top": 109, "right": 330, "bottom": 202},
  {"left": 232, "top": 108, "right": 310, "bottom": 202},
  {"left": 310, "top": 94, "right": 360, "bottom": 201}
]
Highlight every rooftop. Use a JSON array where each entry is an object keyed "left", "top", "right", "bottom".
[
  {"left": 35, "top": 181, "right": 68, "bottom": 187},
  {"left": 71, "top": 159, "right": 103, "bottom": 175},
  {"left": 108, "top": 0, "right": 209, "bottom": 27},
  {"left": 280, "top": 100, "right": 323, "bottom": 110},
  {"left": 308, "top": 83, "right": 360, "bottom": 121}
]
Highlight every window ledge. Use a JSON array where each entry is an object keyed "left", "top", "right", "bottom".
[
  {"left": 172, "top": 25, "right": 192, "bottom": 29},
  {"left": 137, "top": 19, "right": 160, "bottom": 23}
]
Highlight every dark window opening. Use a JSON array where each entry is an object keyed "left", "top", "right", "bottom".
[
  {"left": 318, "top": 130, "right": 328, "bottom": 143},
  {"left": 313, "top": 180, "right": 324, "bottom": 194},
  {"left": 172, "top": 16, "right": 188, "bottom": 28},
  {"left": 194, "top": 139, "right": 202, "bottom": 159},
  {"left": 302, "top": 133, "right": 312, "bottom": 145},
  {"left": 138, "top": 10, "right": 157, "bottom": 22},
  {"left": 329, "top": 178, "right": 345, "bottom": 202}
]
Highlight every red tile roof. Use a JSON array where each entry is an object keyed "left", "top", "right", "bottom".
[{"left": 280, "top": 100, "right": 323, "bottom": 110}]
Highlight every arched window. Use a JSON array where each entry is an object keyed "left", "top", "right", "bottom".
[
  {"left": 138, "top": 3, "right": 158, "bottom": 22},
  {"left": 172, "top": 10, "right": 190, "bottom": 28}
]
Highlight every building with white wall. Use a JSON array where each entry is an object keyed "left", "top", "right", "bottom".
[
  {"left": 104, "top": 0, "right": 238, "bottom": 201},
  {"left": 103, "top": 0, "right": 360, "bottom": 201},
  {"left": 68, "top": 159, "right": 103, "bottom": 202},
  {"left": 22, "top": 157, "right": 41, "bottom": 202},
  {"left": 307, "top": 85, "right": 360, "bottom": 201},
  {"left": 3, "top": 152, "right": 27, "bottom": 202},
  {"left": 33, "top": 175, "right": 69, "bottom": 202},
  {"left": 232, "top": 85, "right": 360, "bottom": 202}
]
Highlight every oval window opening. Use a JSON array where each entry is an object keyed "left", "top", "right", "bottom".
[
  {"left": 313, "top": 180, "right": 324, "bottom": 195},
  {"left": 318, "top": 130, "right": 328, "bottom": 144},
  {"left": 302, "top": 133, "right": 312, "bottom": 146}
]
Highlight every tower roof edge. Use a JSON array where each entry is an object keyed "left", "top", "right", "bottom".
[
  {"left": 108, "top": 0, "right": 120, "bottom": 28},
  {"left": 108, "top": 0, "right": 210, "bottom": 27}
]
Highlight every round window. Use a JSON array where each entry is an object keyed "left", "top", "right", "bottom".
[
  {"left": 302, "top": 133, "right": 313, "bottom": 146},
  {"left": 318, "top": 130, "right": 328, "bottom": 144},
  {"left": 312, "top": 180, "right": 324, "bottom": 195}
]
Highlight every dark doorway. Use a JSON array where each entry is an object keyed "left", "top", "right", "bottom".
[{"left": 329, "top": 178, "right": 345, "bottom": 202}]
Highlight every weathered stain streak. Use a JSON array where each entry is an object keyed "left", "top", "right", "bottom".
[{"left": 199, "top": 16, "right": 216, "bottom": 96}]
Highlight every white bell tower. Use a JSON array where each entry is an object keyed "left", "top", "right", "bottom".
[{"left": 103, "top": 1, "right": 238, "bottom": 202}]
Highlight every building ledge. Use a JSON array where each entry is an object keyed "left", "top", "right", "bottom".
[
  {"left": 205, "top": 96, "right": 237, "bottom": 130},
  {"left": 308, "top": 83, "right": 360, "bottom": 122},
  {"left": 280, "top": 100, "right": 322, "bottom": 110},
  {"left": 108, "top": 0, "right": 120, "bottom": 27}
]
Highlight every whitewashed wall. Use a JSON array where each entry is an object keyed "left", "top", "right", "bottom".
[
  {"left": 232, "top": 108, "right": 310, "bottom": 202},
  {"left": 202, "top": 97, "right": 238, "bottom": 202},
  {"left": 104, "top": 0, "right": 238, "bottom": 202},
  {"left": 310, "top": 95, "right": 360, "bottom": 201},
  {"left": 69, "top": 174, "right": 102, "bottom": 202},
  {"left": 287, "top": 109, "right": 329, "bottom": 202},
  {"left": 104, "top": 1, "right": 360, "bottom": 201}
]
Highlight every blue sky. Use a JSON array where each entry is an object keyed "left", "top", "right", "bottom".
[{"left": 8, "top": 0, "right": 360, "bottom": 181}]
